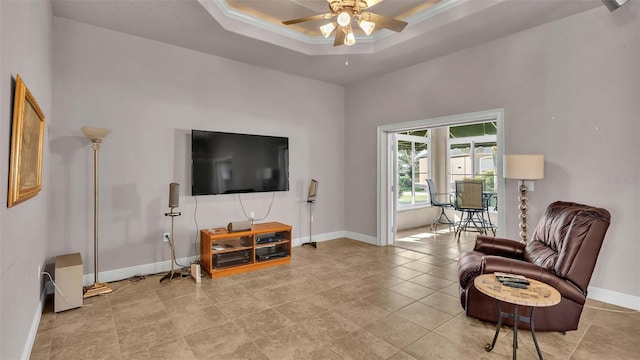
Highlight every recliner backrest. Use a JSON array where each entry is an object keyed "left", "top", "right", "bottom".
[{"left": 524, "top": 201, "right": 611, "bottom": 292}]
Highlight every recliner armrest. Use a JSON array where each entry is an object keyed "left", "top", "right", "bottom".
[
  {"left": 474, "top": 236, "right": 525, "bottom": 259},
  {"left": 481, "top": 256, "right": 586, "bottom": 304}
]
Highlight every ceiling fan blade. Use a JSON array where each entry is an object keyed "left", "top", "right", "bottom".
[
  {"left": 365, "top": 12, "right": 408, "bottom": 32},
  {"left": 363, "top": 0, "right": 385, "bottom": 9},
  {"left": 282, "top": 13, "right": 333, "bottom": 25},
  {"left": 334, "top": 27, "right": 346, "bottom": 46}
]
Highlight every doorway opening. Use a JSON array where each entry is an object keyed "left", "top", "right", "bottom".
[{"left": 376, "top": 109, "right": 506, "bottom": 249}]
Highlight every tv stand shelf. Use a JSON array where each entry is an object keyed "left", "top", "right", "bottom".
[{"left": 200, "top": 222, "right": 292, "bottom": 278}]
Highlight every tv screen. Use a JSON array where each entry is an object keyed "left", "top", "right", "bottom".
[{"left": 191, "top": 130, "right": 289, "bottom": 195}]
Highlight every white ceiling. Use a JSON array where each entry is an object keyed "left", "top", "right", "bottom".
[{"left": 51, "top": 0, "right": 603, "bottom": 85}]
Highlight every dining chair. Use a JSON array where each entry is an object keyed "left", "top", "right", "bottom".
[
  {"left": 426, "top": 179, "right": 454, "bottom": 230},
  {"left": 454, "top": 180, "right": 488, "bottom": 240}
]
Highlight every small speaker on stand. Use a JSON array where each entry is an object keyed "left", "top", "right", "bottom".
[
  {"left": 303, "top": 179, "right": 318, "bottom": 248},
  {"left": 161, "top": 182, "right": 182, "bottom": 282}
]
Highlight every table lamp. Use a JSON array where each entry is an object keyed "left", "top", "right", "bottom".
[{"left": 503, "top": 154, "right": 544, "bottom": 243}]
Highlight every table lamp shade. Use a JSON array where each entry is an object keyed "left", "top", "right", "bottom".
[{"left": 504, "top": 154, "right": 544, "bottom": 180}]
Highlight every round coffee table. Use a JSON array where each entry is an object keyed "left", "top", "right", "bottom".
[{"left": 474, "top": 273, "right": 561, "bottom": 360}]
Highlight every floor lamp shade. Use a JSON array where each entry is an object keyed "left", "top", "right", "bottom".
[
  {"left": 503, "top": 154, "right": 544, "bottom": 180},
  {"left": 503, "top": 154, "right": 544, "bottom": 243},
  {"left": 81, "top": 126, "right": 112, "bottom": 141}
]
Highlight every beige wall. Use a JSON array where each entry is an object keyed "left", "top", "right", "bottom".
[
  {"left": 0, "top": 1, "right": 53, "bottom": 358},
  {"left": 49, "top": 17, "right": 346, "bottom": 274},
  {"left": 345, "top": 4, "right": 639, "bottom": 299}
]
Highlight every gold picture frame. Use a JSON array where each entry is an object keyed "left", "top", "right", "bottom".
[{"left": 8, "top": 75, "right": 45, "bottom": 207}]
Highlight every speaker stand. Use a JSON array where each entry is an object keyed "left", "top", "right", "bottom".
[
  {"left": 302, "top": 200, "right": 317, "bottom": 248},
  {"left": 161, "top": 209, "right": 182, "bottom": 282}
]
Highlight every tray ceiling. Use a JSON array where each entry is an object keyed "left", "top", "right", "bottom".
[{"left": 51, "top": 0, "right": 604, "bottom": 85}]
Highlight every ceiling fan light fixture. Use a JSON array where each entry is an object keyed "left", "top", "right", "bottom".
[
  {"left": 344, "top": 28, "right": 356, "bottom": 46},
  {"left": 358, "top": 20, "right": 375, "bottom": 35},
  {"left": 337, "top": 11, "right": 352, "bottom": 27},
  {"left": 320, "top": 22, "right": 337, "bottom": 38},
  {"left": 281, "top": 0, "right": 409, "bottom": 47}
]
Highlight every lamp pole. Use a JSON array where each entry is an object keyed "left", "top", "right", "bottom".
[
  {"left": 518, "top": 180, "right": 529, "bottom": 243},
  {"left": 91, "top": 139, "right": 100, "bottom": 286},
  {"left": 81, "top": 127, "right": 113, "bottom": 298}
]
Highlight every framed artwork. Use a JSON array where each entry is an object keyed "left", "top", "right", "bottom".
[{"left": 7, "top": 74, "right": 45, "bottom": 207}]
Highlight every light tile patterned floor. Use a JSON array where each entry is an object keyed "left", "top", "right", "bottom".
[{"left": 30, "top": 226, "right": 640, "bottom": 359}]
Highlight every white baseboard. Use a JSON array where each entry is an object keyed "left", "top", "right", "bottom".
[
  {"left": 82, "top": 256, "right": 198, "bottom": 286},
  {"left": 24, "top": 290, "right": 47, "bottom": 359},
  {"left": 292, "top": 231, "right": 379, "bottom": 247},
  {"left": 291, "top": 231, "right": 346, "bottom": 247},
  {"left": 588, "top": 285, "right": 640, "bottom": 311},
  {"left": 344, "top": 231, "right": 379, "bottom": 246}
]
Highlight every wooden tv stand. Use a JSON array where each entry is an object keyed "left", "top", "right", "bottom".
[{"left": 200, "top": 222, "right": 292, "bottom": 278}]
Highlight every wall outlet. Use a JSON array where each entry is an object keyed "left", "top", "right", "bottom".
[
  {"left": 37, "top": 265, "right": 41, "bottom": 280},
  {"left": 163, "top": 233, "right": 170, "bottom": 242},
  {"left": 250, "top": 211, "right": 255, "bottom": 220}
]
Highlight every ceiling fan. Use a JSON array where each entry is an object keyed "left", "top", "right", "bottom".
[{"left": 281, "top": 0, "right": 408, "bottom": 46}]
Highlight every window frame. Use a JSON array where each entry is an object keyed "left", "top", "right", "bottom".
[
  {"left": 447, "top": 129, "right": 498, "bottom": 211},
  {"left": 395, "top": 133, "right": 432, "bottom": 210}
]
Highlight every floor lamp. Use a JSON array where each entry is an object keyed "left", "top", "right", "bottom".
[
  {"left": 81, "top": 126, "right": 113, "bottom": 298},
  {"left": 503, "top": 154, "right": 544, "bottom": 243}
]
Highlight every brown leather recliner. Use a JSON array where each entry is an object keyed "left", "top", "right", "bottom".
[{"left": 457, "top": 201, "right": 611, "bottom": 332}]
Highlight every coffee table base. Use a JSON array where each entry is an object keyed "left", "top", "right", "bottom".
[{"left": 484, "top": 300, "right": 545, "bottom": 360}]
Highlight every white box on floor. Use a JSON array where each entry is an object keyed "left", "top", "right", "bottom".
[
  {"left": 54, "top": 253, "right": 83, "bottom": 312},
  {"left": 191, "top": 263, "right": 201, "bottom": 283}
]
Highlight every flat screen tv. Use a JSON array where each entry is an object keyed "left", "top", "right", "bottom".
[{"left": 191, "top": 130, "right": 289, "bottom": 195}]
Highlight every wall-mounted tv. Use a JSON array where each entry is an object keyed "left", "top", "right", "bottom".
[{"left": 191, "top": 130, "right": 289, "bottom": 195}]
